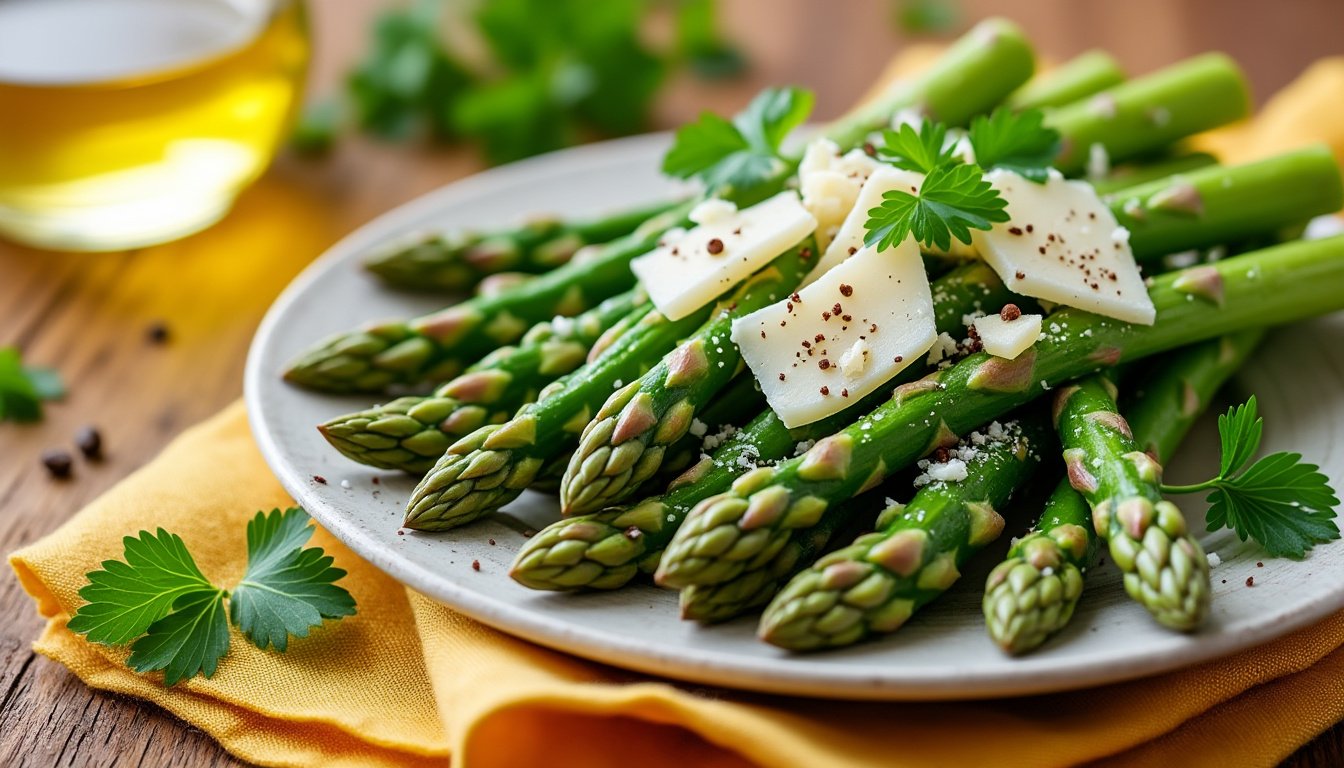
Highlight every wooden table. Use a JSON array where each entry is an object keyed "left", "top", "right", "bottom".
[{"left": 2, "top": 1, "right": 1342, "bottom": 764}]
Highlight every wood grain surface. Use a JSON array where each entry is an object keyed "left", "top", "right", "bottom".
[{"left": 2, "top": 1, "right": 1342, "bottom": 765}]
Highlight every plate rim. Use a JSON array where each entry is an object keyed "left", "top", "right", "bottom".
[{"left": 244, "top": 133, "right": 1344, "bottom": 701}]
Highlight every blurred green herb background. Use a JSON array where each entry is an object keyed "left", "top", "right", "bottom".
[
  {"left": 296, "top": 0, "right": 745, "bottom": 164},
  {"left": 293, "top": 0, "right": 962, "bottom": 165}
]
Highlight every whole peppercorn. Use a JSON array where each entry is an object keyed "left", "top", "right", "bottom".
[
  {"left": 75, "top": 425, "right": 102, "bottom": 459},
  {"left": 42, "top": 449, "right": 73, "bottom": 479},
  {"left": 145, "top": 321, "right": 171, "bottom": 344}
]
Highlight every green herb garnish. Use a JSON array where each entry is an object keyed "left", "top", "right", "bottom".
[
  {"left": 1163, "top": 397, "right": 1341, "bottom": 558},
  {"left": 872, "top": 119, "right": 955, "bottom": 174},
  {"left": 68, "top": 508, "right": 355, "bottom": 685},
  {"left": 334, "top": 0, "right": 742, "bottom": 165},
  {"left": 662, "top": 86, "right": 815, "bottom": 193},
  {"left": 864, "top": 117, "right": 1010, "bottom": 252},
  {"left": 863, "top": 160, "right": 1008, "bottom": 252},
  {"left": 0, "top": 346, "right": 64, "bottom": 423},
  {"left": 967, "top": 108, "right": 1061, "bottom": 182}
]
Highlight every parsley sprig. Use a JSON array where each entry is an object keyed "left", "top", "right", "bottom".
[
  {"left": 662, "top": 86, "right": 814, "bottom": 193},
  {"left": 966, "top": 108, "right": 1061, "bottom": 182},
  {"left": 68, "top": 508, "right": 355, "bottom": 685},
  {"left": 863, "top": 108, "right": 1062, "bottom": 254},
  {"left": 864, "top": 163, "right": 1007, "bottom": 252},
  {"left": 1162, "top": 397, "right": 1341, "bottom": 559},
  {"left": 863, "top": 120, "right": 1007, "bottom": 252},
  {"left": 0, "top": 346, "right": 64, "bottom": 423}
]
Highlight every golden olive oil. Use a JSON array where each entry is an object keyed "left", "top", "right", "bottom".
[{"left": 0, "top": 0, "right": 308, "bottom": 250}]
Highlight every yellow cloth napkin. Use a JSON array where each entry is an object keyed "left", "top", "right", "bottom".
[{"left": 11, "top": 57, "right": 1344, "bottom": 768}]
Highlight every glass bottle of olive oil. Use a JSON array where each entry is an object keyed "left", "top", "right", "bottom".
[{"left": 0, "top": 0, "right": 309, "bottom": 251}]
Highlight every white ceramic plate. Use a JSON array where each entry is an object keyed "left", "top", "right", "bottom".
[{"left": 245, "top": 133, "right": 1344, "bottom": 700}]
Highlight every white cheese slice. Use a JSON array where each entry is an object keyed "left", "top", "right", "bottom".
[
  {"left": 732, "top": 233, "right": 936, "bottom": 428},
  {"left": 973, "top": 312, "right": 1042, "bottom": 360},
  {"left": 971, "top": 169, "right": 1155, "bottom": 325},
  {"left": 631, "top": 191, "right": 817, "bottom": 321},
  {"left": 804, "top": 165, "right": 924, "bottom": 286},
  {"left": 798, "top": 138, "right": 884, "bottom": 252}
]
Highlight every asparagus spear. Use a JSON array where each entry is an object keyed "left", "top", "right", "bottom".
[
  {"left": 758, "top": 417, "right": 1048, "bottom": 650},
  {"left": 1089, "top": 152, "right": 1216, "bottom": 196},
  {"left": 284, "top": 202, "right": 694, "bottom": 393},
  {"left": 404, "top": 239, "right": 819, "bottom": 531},
  {"left": 1125, "top": 330, "right": 1265, "bottom": 461},
  {"left": 1051, "top": 374, "right": 1215, "bottom": 629},
  {"left": 1007, "top": 50, "right": 1126, "bottom": 111},
  {"left": 982, "top": 329, "right": 1264, "bottom": 652},
  {"left": 558, "top": 243, "right": 825, "bottom": 515},
  {"left": 474, "top": 272, "right": 534, "bottom": 298},
  {"left": 825, "top": 18, "right": 1035, "bottom": 149},
  {"left": 653, "top": 235, "right": 1344, "bottom": 589},
  {"left": 982, "top": 479, "right": 1095, "bottom": 653},
  {"left": 285, "top": 20, "right": 1037, "bottom": 395},
  {"left": 680, "top": 488, "right": 887, "bottom": 624},
  {"left": 642, "top": 374, "right": 765, "bottom": 496},
  {"left": 509, "top": 260, "right": 1020, "bottom": 590},
  {"left": 365, "top": 200, "right": 680, "bottom": 293},
  {"left": 1048, "top": 53, "right": 1250, "bottom": 175},
  {"left": 1112, "top": 146, "right": 1343, "bottom": 261},
  {"left": 317, "top": 288, "right": 647, "bottom": 473}
]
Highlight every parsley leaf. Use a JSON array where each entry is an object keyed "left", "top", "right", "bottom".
[
  {"left": 69, "top": 529, "right": 216, "bottom": 645},
  {"left": 732, "top": 87, "right": 814, "bottom": 155},
  {"left": 231, "top": 508, "right": 356, "bottom": 652},
  {"left": 1206, "top": 452, "right": 1341, "bottom": 559},
  {"left": 873, "top": 120, "right": 953, "bottom": 174},
  {"left": 662, "top": 86, "right": 814, "bottom": 192},
  {"left": 1217, "top": 396, "right": 1264, "bottom": 478},
  {"left": 1163, "top": 397, "right": 1341, "bottom": 559},
  {"left": 128, "top": 587, "right": 229, "bottom": 686},
  {"left": 69, "top": 508, "right": 355, "bottom": 685},
  {"left": 0, "top": 346, "right": 64, "bottom": 423},
  {"left": 863, "top": 162, "right": 1009, "bottom": 252},
  {"left": 966, "top": 108, "right": 1061, "bottom": 182}
]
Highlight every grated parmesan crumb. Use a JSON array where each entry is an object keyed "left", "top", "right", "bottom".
[
  {"left": 914, "top": 458, "right": 968, "bottom": 486},
  {"left": 702, "top": 423, "right": 738, "bottom": 451},
  {"left": 1086, "top": 143, "right": 1111, "bottom": 181}
]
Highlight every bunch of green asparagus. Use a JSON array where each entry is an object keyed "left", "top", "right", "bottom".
[{"left": 284, "top": 19, "right": 1343, "bottom": 656}]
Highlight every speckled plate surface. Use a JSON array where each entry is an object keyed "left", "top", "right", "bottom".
[{"left": 245, "top": 133, "right": 1344, "bottom": 700}]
